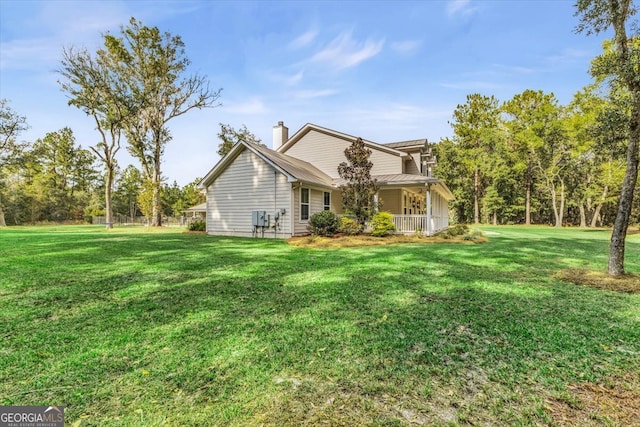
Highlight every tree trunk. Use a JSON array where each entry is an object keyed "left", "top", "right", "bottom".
[
  {"left": 492, "top": 211, "right": 497, "bottom": 225},
  {"left": 608, "top": 98, "right": 640, "bottom": 276},
  {"left": 474, "top": 168, "right": 480, "bottom": 224},
  {"left": 550, "top": 184, "right": 560, "bottom": 228},
  {"left": 105, "top": 167, "right": 114, "bottom": 230},
  {"left": 579, "top": 204, "right": 587, "bottom": 228},
  {"left": 525, "top": 164, "right": 532, "bottom": 225},
  {"left": 151, "top": 166, "right": 162, "bottom": 227},
  {"left": 557, "top": 180, "right": 565, "bottom": 228},
  {"left": 0, "top": 206, "right": 6, "bottom": 227},
  {"left": 590, "top": 185, "right": 607, "bottom": 228}
]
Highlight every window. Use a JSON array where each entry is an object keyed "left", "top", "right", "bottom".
[
  {"left": 300, "top": 188, "right": 310, "bottom": 220},
  {"left": 323, "top": 192, "right": 331, "bottom": 211}
]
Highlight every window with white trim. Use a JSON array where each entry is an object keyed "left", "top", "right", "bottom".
[
  {"left": 323, "top": 191, "right": 331, "bottom": 211},
  {"left": 300, "top": 188, "right": 310, "bottom": 220}
]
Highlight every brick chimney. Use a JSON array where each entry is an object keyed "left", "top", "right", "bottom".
[{"left": 272, "top": 121, "right": 288, "bottom": 150}]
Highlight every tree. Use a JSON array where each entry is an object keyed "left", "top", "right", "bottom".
[
  {"left": 217, "top": 123, "right": 262, "bottom": 157},
  {"left": 31, "top": 128, "right": 98, "bottom": 221},
  {"left": 433, "top": 137, "right": 475, "bottom": 223},
  {"left": 450, "top": 94, "right": 502, "bottom": 224},
  {"left": 113, "top": 164, "right": 143, "bottom": 218},
  {"left": 0, "top": 100, "right": 29, "bottom": 226},
  {"left": 59, "top": 46, "right": 127, "bottom": 229},
  {"left": 575, "top": 0, "right": 640, "bottom": 275},
  {"left": 338, "top": 137, "right": 378, "bottom": 226},
  {"left": 99, "top": 17, "right": 221, "bottom": 226},
  {"left": 174, "top": 177, "right": 206, "bottom": 213}
]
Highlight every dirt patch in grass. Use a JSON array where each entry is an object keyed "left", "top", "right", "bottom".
[
  {"left": 556, "top": 269, "right": 640, "bottom": 294},
  {"left": 546, "top": 371, "right": 640, "bottom": 426},
  {"left": 287, "top": 233, "right": 487, "bottom": 248}
]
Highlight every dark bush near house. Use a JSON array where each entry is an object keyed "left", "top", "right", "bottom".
[
  {"left": 338, "top": 216, "right": 362, "bottom": 235},
  {"left": 308, "top": 210, "right": 340, "bottom": 236},
  {"left": 188, "top": 220, "right": 206, "bottom": 232},
  {"left": 370, "top": 211, "right": 396, "bottom": 237},
  {"left": 443, "top": 223, "right": 469, "bottom": 238}
]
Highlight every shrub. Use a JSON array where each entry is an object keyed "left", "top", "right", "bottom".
[
  {"left": 308, "top": 210, "right": 340, "bottom": 236},
  {"left": 370, "top": 211, "right": 396, "bottom": 237},
  {"left": 443, "top": 224, "right": 468, "bottom": 238},
  {"left": 338, "top": 216, "right": 362, "bottom": 235},
  {"left": 188, "top": 220, "right": 206, "bottom": 232}
]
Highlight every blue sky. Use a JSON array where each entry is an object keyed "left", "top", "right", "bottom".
[{"left": 0, "top": 0, "right": 609, "bottom": 186}]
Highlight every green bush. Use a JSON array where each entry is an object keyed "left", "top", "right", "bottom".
[
  {"left": 308, "top": 210, "right": 340, "bottom": 236},
  {"left": 188, "top": 220, "right": 206, "bottom": 232},
  {"left": 338, "top": 216, "right": 362, "bottom": 235},
  {"left": 443, "top": 224, "right": 469, "bottom": 238},
  {"left": 370, "top": 211, "right": 396, "bottom": 237}
]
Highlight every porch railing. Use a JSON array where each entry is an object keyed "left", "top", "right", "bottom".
[
  {"left": 392, "top": 215, "right": 427, "bottom": 234},
  {"left": 392, "top": 214, "right": 447, "bottom": 235}
]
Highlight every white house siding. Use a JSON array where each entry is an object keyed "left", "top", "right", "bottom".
[
  {"left": 206, "top": 149, "right": 292, "bottom": 238},
  {"left": 292, "top": 186, "right": 328, "bottom": 235},
  {"left": 284, "top": 130, "right": 402, "bottom": 178}
]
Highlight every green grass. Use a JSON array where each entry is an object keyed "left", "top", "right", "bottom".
[{"left": 1, "top": 225, "right": 638, "bottom": 426}]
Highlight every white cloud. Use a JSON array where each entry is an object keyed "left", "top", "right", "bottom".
[
  {"left": 447, "top": 0, "right": 477, "bottom": 16},
  {"left": 309, "top": 32, "right": 384, "bottom": 70},
  {"left": 391, "top": 40, "right": 421, "bottom": 55},
  {"left": 284, "top": 70, "right": 304, "bottom": 86},
  {"left": 0, "top": 38, "right": 60, "bottom": 70},
  {"left": 223, "top": 98, "right": 268, "bottom": 115},
  {"left": 290, "top": 29, "right": 318, "bottom": 49},
  {"left": 292, "top": 89, "right": 339, "bottom": 99}
]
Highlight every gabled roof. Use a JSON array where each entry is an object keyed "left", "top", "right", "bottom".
[
  {"left": 278, "top": 123, "right": 408, "bottom": 157},
  {"left": 383, "top": 139, "right": 427, "bottom": 150},
  {"left": 250, "top": 142, "right": 334, "bottom": 187},
  {"left": 199, "top": 140, "right": 333, "bottom": 189}
]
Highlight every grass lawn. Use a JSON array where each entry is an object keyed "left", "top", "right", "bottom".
[{"left": 1, "top": 225, "right": 639, "bottom": 426}]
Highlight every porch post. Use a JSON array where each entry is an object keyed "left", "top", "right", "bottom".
[
  {"left": 374, "top": 192, "right": 379, "bottom": 213},
  {"left": 426, "top": 184, "right": 432, "bottom": 236}
]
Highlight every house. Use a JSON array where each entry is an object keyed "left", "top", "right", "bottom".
[{"left": 199, "top": 122, "right": 454, "bottom": 238}]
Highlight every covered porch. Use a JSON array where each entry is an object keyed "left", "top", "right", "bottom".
[{"left": 374, "top": 175, "right": 454, "bottom": 236}]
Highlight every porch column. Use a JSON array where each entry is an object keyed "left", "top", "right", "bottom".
[
  {"left": 374, "top": 192, "right": 379, "bottom": 213},
  {"left": 426, "top": 184, "right": 432, "bottom": 236}
]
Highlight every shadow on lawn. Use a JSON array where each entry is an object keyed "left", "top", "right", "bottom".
[{"left": 2, "top": 230, "right": 639, "bottom": 424}]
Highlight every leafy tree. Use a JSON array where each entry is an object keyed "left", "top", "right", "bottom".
[
  {"left": 96, "top": 17, "right": 221, "bottom": 226},
  {"left": 575, "top": 0, "right": 640, "bottom": 275},
  {"left": 433, "top": 137, "right": 474, "bottom": 223},
  {"left": 564, "top": 85, "right": 626, "bottom": 227},
  {"left": 338, "top": 137, "right": 378, "bottom": 225},
  {"left": 217, "top": 123, "right": 262, "bottom": 157},
  {"left": 0, "top": 100, "right": 29, "bottom": 226},
  {"left": 113, "top": 164, "right": 144, "bottom": 218},
  {"left": 176, "top": 177, "right": 206, "bottom": 213},
  {"left": 59, "top": 45, "right": 127, "bottom": 229},
  {"left": 450, "top": 94, "right": 502, "bottom": 224},
  {"left": 31, "top": 128, "right": 98, "bottom": 221}
]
